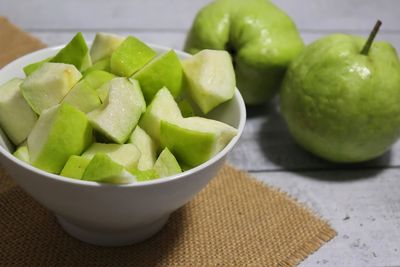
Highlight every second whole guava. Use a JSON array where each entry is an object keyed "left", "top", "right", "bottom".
[
  {"left": 280, "top": 33, "right": 400, "bottom": 162},
  {"left": 185, "top": 0, "right": 304, "bottom": 105}
]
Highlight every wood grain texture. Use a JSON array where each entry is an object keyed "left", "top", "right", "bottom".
[{"left": 252, "top": 169, "right": 400, "bottom": 266}]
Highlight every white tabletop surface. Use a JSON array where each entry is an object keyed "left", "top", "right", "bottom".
[{"left": 1, "top": 0, "right": 400, "bottom": 266}]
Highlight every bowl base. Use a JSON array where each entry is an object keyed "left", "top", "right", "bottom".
[{"left": 56, "top": 215, "right": 170, "bottom": 247}]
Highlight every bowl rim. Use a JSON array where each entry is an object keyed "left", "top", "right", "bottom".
[{"left": 0, "top": 43, "right": 247, "bottom": 188}]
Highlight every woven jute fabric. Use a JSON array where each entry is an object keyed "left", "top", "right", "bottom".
[{"left": 0, "top": 17, "right": 336, "bottom": 266}]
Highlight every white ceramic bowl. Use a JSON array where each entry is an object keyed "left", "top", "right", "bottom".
[{"left": 0, "top": 44, "right": 246, "bottom": 246}]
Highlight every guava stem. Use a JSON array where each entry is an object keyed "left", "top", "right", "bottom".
[{"left": 360, "top": 20, "right": 382, "bottom": 55}]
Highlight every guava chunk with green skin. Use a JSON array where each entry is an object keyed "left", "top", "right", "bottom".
[
  {"left": 154, "top": 147, "right": 181, "bottom": 177},
  {"left": 87, "top": 78, "right": 146, "bottom": 144},
  {"left": 84, "top": 70, "right": 116, "bottom": 89},
  {"left": 60, "top": 155, "right": 90, "bottom": 180},
  {"left": 182, "top": 49, "right": 235, "bottom": 114},
  {"left": 139, "top": 87, "right": 182, "bottom": 143},
  {"left": 84, "top": 57, "right": 111, "bottom": 74},
  {"left": 24, "top": 33, "right": 90, "bottom": 75},
  {"left": 63, "top": 70, "right": 115, "bottom": 113},
  {"left": 129, "top": 126, "right": 158, "bottom": 171},
  {"left": 82, "top": 143, "right": 141, "bottom": 172},
  {"left": 62, "top": 80, "right": 101, "bottom": 113},
  {"left": 178, "top": 99, "right": 195, "bottom": 117},
  {"left": 0, "top": 78, "right": 37, "bottom": 145},
  {"left": 160, "top": 117, "right": 237, "bottom": 167},
  {"left": 21, "top": 62, "right": 82, "bottom": 115},
  {"left": 132, "top": 50, "right": 183, "bottom": 102},
  {"left": 13, "top": 142, "right": 30, "bottom": 163},
  {"left": 23, "top": 57, "right": 51, "bottom": 76},
  {"left": 83, "top": 70, "right": 116, "bottom": 104},
  {"left": 27, "top": 103, "right": 93, "bottom": 174},
  {"left": 130, "top": 168, "right": 159, "bottom": 182},
  {"left": 110, "top": 36, "right": 157, "bottom": 77},
  {"left": 90, "top": 32, "right": 125, "bottom": 63},
  {"left": 82, "top": 153, "right": 137, "bottom": 184},
  {"left": 50, "top": 32, "right": 91, "bottom": 71}
]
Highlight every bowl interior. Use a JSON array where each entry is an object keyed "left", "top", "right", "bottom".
[{"left": 0, "top": 43, "right": 246, "bottom": 185}]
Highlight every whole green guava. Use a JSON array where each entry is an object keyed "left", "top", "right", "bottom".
[{"left": 281, "top": 33, "right": 400, "bottom": 162}]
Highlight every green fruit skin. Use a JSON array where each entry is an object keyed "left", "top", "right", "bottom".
[
  {"left": 82, "top": 153, "right": 124, "bottom": 182},
  {"left": 23, "top": 57, "right": 51, "bottom": 76},
  {"left": 160, "top": 120, "right": 216, "bottom": 167},
  {"left": 65, "top": 70, "right": 115, "bottom": 113},
  {"left": 130, "top": 168, "right": 159, "bottom": 181},
  {"left": 132, "top": 50, "right": 183, "bottom": 103},
  {"left": 82, "top": 143, "right": 141, "bottom": 172},
  {"left": 83, "top": 57, "right": 111, "bottom": 74},
  {"left": 184, "top": 0, "right": 304, "bottom": 104},
  {"left": 50, "top": 32, "right": 91, "bottom": 71},
  {"left": 281, "top": 34, "right": 400, "bottom": 162},
  {"left": 84, "top": 70, "right": 116, "bottom": 89},
  {"left": 62, "top": 80, "right": 101, "bottom": 113},
  {"left": 82, "top": 153, "right": 136, "bottom": 184},
  {"left": 60, "top": 155, "right": 90, "bottom": 179},
  {"left": 154, "top": 147, "right": 182, "bottom": 177},
  {"left": 178, "top": 99, "right": 195, "bottom": 117},
  {"left": 110, "top": 36, "right": 157, "bottom": 77},
  {"left": 31, "top": 104, "right": 93, "bottom": 173}
]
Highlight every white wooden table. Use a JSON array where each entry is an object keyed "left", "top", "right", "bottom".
[{"left": 2, "top": 0, "right": 400, "bottom": 266}]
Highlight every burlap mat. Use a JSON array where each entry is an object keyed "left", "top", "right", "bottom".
[{"left": 0, "top": 17, "right": 336, "bottom": 266}]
